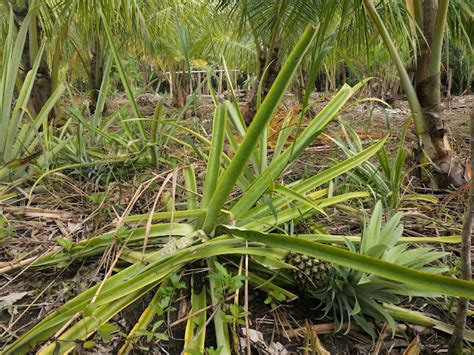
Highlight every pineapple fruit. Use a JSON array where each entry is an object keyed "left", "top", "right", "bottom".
[{"left": 285, "top": 252, "right": 332, "bottom": 291}]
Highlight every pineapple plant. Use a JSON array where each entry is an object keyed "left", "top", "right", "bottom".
[{"left": 285, "top": 201, "right": 449, "bottom": 336}]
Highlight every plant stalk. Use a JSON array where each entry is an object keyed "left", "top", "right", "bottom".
[
  {"left": 429, "top": 0, "right": 449, "bottom": 76},
  {"left": 448, "top": 110, "right": 473, "bottom": 354},
  {"left": 362, "top": 0, "right": 427, "bottom": 136}
]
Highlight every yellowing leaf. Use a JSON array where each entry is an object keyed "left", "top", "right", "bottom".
[{"left": 403, "top": 335, "right": 421, "bottom": 355}]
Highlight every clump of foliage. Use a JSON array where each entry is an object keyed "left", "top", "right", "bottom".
[{"left": 300, "top": 202, "right": 448, "bottom": 337}]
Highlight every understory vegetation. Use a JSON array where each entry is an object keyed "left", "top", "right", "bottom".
[{"left": 0, "top": 0, "right": 473, "bottom": 354}]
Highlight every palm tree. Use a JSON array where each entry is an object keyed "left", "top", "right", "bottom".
[
  {"left": 363, "top": 0, "right": 470, "bottom": 187},
  {"left": 216, "top": 0, "right": 340, "bottom": 121},
  {"left": 216, "top": 0, "right": 471, "bottom": 187},
  {"left": 66, "top": 0, "right": 148, "bottom": 114},
  {"left": 1, "top": 0, "right": 53, "bottom": 117},
  {"left": 0, "top": 0, "right": 148, "bottom": 117}
]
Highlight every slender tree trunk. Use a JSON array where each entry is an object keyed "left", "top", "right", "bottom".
[
  {"left": 243, "top": 0, "right": 285, "bottom": 125},
  {"left": 50, "top": 20, "right": 69, "bottom": 120},
  {"left": 139, "top": 60, "right": 151, "bottom": 87},
  {"left": 414, "top": 0, "right": 465, "bottom": 187},
  {"left": 242, "top": 52, "right": 263, "bottom": 124},
  {"left": 261, "top": 45, "right": 282, "bottom": 98},
  {"left": 88, "top": 39, "right": 105, "bottom": 115},
  {"left": 448, "top": 110, "right": 473, "bottom": 354},
  {"left": 244, "top": 46, "right": 282, "bottom": 124},
  {"left": 446, "top": 69, "right": 453, "bottom": 99},
  {"left": 170, "top": 66, "right": 186, "bottom": 108},
  {"left": 13, "top": 3, "right": 53, "bottom": 119},
  {"left": 294, "top": 69, "right": 307, "bottom": 105},
  {"left": 364, "top": 0, "right": 466, "bottom": 188}
]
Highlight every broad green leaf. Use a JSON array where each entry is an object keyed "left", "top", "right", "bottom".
[
  {"left": 1, "top": 9, "right": 34, "bottom": 156},
  {"left": 242, "top": 191, "right": 368, "bottom": 230},
  {"left": 361, "top": 201, "right": 383, "bottom": 255},
  {"left": 184, "top": 166, "right": 199, "bottom": 210},
  {"left": 200, "top": 104, "right": 227, "bottom": 210},
  {"left": 384, "top": 304, "right": 474, "bottom": 341},
  {"left": 241, "top": 137, "right": 387, "bottom": 222},
  {"left": 219, "top": 226, "right": 474, "bottom": 299},
  {"left": 125, "top": 209, "right": 206, "bottom": 223},
  {"left": 202, "top": 26, "right": 317, "bottom": 233},
  {"left": 231, "top": 84, "right": 359, "bottom": 220},
  {"left": 28, "top": 224, "right": 196, "bottom": 269},
  {"left": 37, "top": 288, "right": 153, "bottom": 355},
  {"left": 184, "top": 278, "right": 207, "bottom": 354},
  {"left": 274, "top": 184, "right": 327, "bottom": 217}
]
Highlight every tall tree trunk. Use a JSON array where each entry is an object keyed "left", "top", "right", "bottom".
[
  {"left": 414, "top": 0, "right": 465, "bottom": 187},
  {"left": 243, "top": 44, "right": 282, "bottom": 124},
  {"left": 364, "top": 0, "right": 466, "bottom": 188},
  {"left": 139, "top": 60, "right": 151, "bottom": 87},
  {"left": 29, "top": 58, "right": 53, "bottom": 118},
  {"left": 13, "top": 3, "right": 53, "bottom": 119},
  {"left": 242, "top": 0, "right": 286, "bottom": 124},
  {"left": 89, "top": 39, "right": 105, "bottom": 115},
  {"left": 261, "top": 45, "right": 282, "bottom": 99},
  {"left": 170, "top": 66, "right": 187, "bottom": 108}
]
